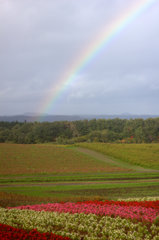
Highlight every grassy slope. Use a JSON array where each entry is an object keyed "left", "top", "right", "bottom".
[{"left": 76, "top": 143, "right": 159, "bottom": 170}]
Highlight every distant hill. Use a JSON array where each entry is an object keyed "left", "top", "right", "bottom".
[{"left": 0, "top": 114, "right": 159, "bottom": 122}]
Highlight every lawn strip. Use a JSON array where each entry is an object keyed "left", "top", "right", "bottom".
[
  {"left": 1, "top": 182, "right": 159, "bottom": 196},
  {"left": 0, "top": 178, "right": 159, "bottom": 187},
  {"left": 0, "top": 172, "right": 159, "bottom": 183}
]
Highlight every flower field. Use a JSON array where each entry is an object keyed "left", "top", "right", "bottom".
[{"left": 0, "top": 198, "right": 159, "bottom": 240}]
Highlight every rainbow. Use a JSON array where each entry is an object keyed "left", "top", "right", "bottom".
[{"left": 37, "top": 0, "right": 157, "bottom": 120}]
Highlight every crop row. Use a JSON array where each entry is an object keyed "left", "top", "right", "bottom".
[
  {"left": 0, "top": 223, "right": 71, "bottom": 240},
  {"left": 10, "top": 200, "right": 159, "bottom": 223},
  {"left": 0, "top": 207, "right": 159, "bottom": 240},
  {"left": 76, "top": 200, "right": 159, "bottom": 210},
  {"left": 117, "top": 196, "right": 159, "bottom": 202}
]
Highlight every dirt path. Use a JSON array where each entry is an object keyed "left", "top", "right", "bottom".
[{"left": 75, "top": 147, "right": 159, "bottom": 172}]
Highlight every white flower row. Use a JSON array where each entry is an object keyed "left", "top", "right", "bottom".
[{"left": 117, "top": 196, "right": 159, "bottom": 201}]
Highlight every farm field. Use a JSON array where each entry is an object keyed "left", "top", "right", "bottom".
[
  {"left": 0, "top": 143, "right": 127, "bottom": 175},
  {"left": 0, "top": 143, "right": 159, "bottom": 207},
  {"left": 0, "top": 143, "right": 159, "bottom": 239}
]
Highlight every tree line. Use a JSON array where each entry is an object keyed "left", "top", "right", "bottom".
[{"left": 0, "top": 118, "right": 159, "bottom": 144}]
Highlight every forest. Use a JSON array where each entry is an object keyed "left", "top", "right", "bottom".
[{"left": 0, "top": 118, "right": 159, "bottom": 144}]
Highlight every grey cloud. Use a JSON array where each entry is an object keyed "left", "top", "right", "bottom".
[{"left": 0, "top": 0, "right": 159, "bottom": 115}]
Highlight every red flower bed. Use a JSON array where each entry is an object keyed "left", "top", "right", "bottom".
[
  {"left": 77, "top": 200, "right": 159, "bottom": 210},
  {"left": 0, "top": 223, "right": 71, "bottom": 240}
]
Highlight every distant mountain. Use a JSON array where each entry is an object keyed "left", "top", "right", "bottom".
[{"left": 0, "top": 114, "right": 159, "bottom": 122}]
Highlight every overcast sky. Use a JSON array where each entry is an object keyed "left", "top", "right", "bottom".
[{"left": 0, "top": 0, "right": 159, "bottom": 115}]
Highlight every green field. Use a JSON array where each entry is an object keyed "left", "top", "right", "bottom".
[{"left": 0, "top": 143, "right": 159, "bottom": 207}]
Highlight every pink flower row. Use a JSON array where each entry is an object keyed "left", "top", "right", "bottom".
[{"left": 11, "top": 202, "right": 159, "bottom": 223}]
